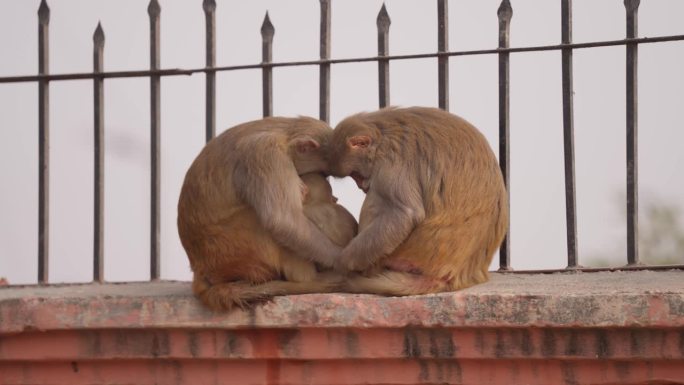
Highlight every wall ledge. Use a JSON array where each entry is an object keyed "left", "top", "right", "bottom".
[
  {"left": 1, "top": 270, "right": 683, "bottom": 332},
  {"left": 1, "top": 270, "right": 683, "bottom": 385}
]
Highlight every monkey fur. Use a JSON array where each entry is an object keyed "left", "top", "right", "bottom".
[
  {"left": 329, "top": 107, "right": 508, "bottom": 296},
  {"left": 178, "top": 117, "right": 356, "bottom": 311}
]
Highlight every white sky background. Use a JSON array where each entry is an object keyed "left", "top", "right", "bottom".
[{"left": 0, "top": 0, "right": 683, "bottom": 284}]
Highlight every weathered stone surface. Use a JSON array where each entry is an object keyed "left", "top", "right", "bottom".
[
  {"left": 1, "top": 271, "right": 682, "bottom": 332},
  {"left": 1, "top": 271, "right": 683, "bottom": 384}
]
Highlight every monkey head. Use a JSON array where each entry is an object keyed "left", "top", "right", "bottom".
[
  {"left": 300, "top": 173, "right": 337, "bottom": 204},
  {"left": 287, "top": 118, "right": 334, "bottom": 176},
  {"left": 329, "top": 117, "right": 380, "bottom": 193},
  {"left": 289, "top": 136, "right": 327, "bottom": 175}
]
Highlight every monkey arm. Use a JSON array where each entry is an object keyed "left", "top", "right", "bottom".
[
  {"left": 336, "top": 167, "right": 425, "bottom": 272},
  {"left": 233, "top": 143, "right": 342, "bottom": 267},
  {"left": 268, "top": 204, "right": 343, "bottom": 267}
]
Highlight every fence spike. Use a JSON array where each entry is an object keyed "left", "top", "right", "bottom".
[
  {"left": 38, "top": 0, "right": 50, "bottom": 24},
  {"left": 202, "top": 0, "right": 216, "bottom": 14},
  {"left": 261, "top": 12, "right": 275, "bottom": 41},
  {"left": 377, "top": 3, "right": 391, "bottom": 30},
  {"left": 497, "top": 0, "right": 512, "bottom": 22},
  {"left": 147, "top": 0, "right": 161, "bottom": 18},
  {"left": 624, "top": 0, "right": 640, "bottom": 12},
  {"left": 93, "top": 22, "right": 105, "bottom": 46}
]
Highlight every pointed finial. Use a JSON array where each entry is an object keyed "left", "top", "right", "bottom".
[
  {"left": 497, "top": 0, "right": 513, "bottom": 22},
  {"left": 261, "top": 12, "right": 275, "bottom": 41},
  {"left": 203, "top": 0, "right": 216, "bottom": 14},
  {"left": 93, "top": 22, "right": 105, "bottom": 46},
  {"left": 38, "top": 0, "right": 50, "bottom": 24},
  {"left": 377, "top": 3, "right": 391, "bottom": 30},
  {"left": 624, "top": 0, "right": 640, "bottom": 12},
  {"left": 147, "top": 0, "right": 161, "bottom": 18}
]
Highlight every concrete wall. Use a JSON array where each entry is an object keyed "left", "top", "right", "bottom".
[{"left": 1, "top": 271, "right": 683, "bottom": 384}]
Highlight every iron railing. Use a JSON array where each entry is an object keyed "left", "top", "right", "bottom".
[{"left": 1, "top": 0, "right": 683, "bottom": 284}]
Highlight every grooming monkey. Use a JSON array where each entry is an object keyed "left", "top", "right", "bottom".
[
  {"left": 177, "top": 117, "right": 356, "bottom": 311},
  {"left": 329, "top": 107, "right": 508, "bottom": 295}
]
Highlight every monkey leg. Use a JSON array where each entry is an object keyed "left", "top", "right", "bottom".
[
  {"left": 279, "top": 252, "right": 318, "bottom": 282},
  {"left": 341, "top": 270, "right": 450, "bottom": 296},
  {"left": 192, "top": 272, "right": 342, "bottom": 312}
]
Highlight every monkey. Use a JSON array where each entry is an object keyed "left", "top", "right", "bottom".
[
  {"left": 177, "top": 117, "right": 354, "bottom": 311},
  {"left": 300, "top": 172, "right": 358, "bottom": 247},
  {"left": 328, "top": 107, "right": 508, "bottom": 296}
]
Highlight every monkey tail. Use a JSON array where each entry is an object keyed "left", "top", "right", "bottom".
[
  {"left": 342, "top": 271, "right": 451, "bottom": 296},
  {"left": 192, "top": 272, "right": 341, "bottom": 311}
]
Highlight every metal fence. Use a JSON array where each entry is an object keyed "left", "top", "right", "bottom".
[{"left": 1, "top": 0, "right": 683, "bottom": 285}]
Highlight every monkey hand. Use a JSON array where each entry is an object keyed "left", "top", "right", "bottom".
[
  {"left": 315, "top": 245, "right": 343, "bottom": 270},
  {"left": 333, "top": 250, "right": 372, "bottom": 273}
]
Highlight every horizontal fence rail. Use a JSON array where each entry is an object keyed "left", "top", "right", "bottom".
[
  {"left": 1, "top": 0, "right": 683, "bottom": 284},
  {"left": 3, "top": 35, "right": 684, "bottom": 84}
]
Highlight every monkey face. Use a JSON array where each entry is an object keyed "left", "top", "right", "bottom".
[
  {"left": 349, "top": 171, "right": 370, "bottom": 193},
  {"left": 330, "top": 116, "right": 381, "bottom": 193},
  {"left": 285, "top": 117, "right": 335, "bottom": 176},
  {"left": 329, "top": 135, "right": 375, "bottom": 193}
]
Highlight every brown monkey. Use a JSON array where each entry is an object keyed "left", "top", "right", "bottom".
[
  {"left": 178, "top": 117, "right": 349, "bottom": 311},
  {"left": 301, "top": 172, "right": 358, "bottom": 247},
  {"left": 329, "top": 107, "right": 508, "bottom": 295}
]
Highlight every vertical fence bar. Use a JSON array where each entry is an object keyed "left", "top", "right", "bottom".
[
  {"left": 561, "top": 0, "right": 579, "bottom": 268},
  {"left": 203, "top": 0, "right": 216, "bottom": 142},
  {"left": 93, "top": 22, "right": 105, "bottom": 282},
  {"left": 625, "top": 0, "right": 640, "bottom": 265},
  {"left": 377, "top": 4, "right": 391, "bottom": 108},
  {"left": 319, "top": 0, "right": 331, "bottom": 123},
  {"left": 437, "top": 0, "right": 449, "bottom": 111},
  {"left": 261, "top": 13, "right": 274, "bottom": 118},
  {"left": 37, "top": 0, "right": 50, "bottom": 284},
  {"left": 497, "top": 0, "right": 512, "bottom": 271},
  {"left": 148, "top": 0, "right": 161, "bottom": 280}
]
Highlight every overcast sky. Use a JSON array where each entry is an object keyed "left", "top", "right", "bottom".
[{"left": 1, "top": 0, "right": 683, "bottom": 284}]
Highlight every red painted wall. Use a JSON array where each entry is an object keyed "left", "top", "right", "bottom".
[{"left": 1, "top": 272, "right": 683, "bottom": 384}]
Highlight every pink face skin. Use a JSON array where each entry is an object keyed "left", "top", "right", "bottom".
[
  {"left": 384, "top": 259, "right": 423, "bottom": 275},
  {"left": 350, "top": 171, "right": 369, "bottom": 193}
]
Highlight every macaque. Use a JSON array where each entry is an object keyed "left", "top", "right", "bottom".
[
  {"left": 177, "top": 117, "right": 354, "bottom": 311},
  {"left": 329, "top": 107, "right": 508, "bottom": 296},
  {"left": 301, "top": 172, "right": 358, "bottom": 247}
]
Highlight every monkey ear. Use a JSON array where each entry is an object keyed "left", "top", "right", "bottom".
[
  {"left": 294, "top": 138, "right": 321, "bottom": 154},
  {"left": 348, "top": 135, "right": 372, "bottom": 149}
]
